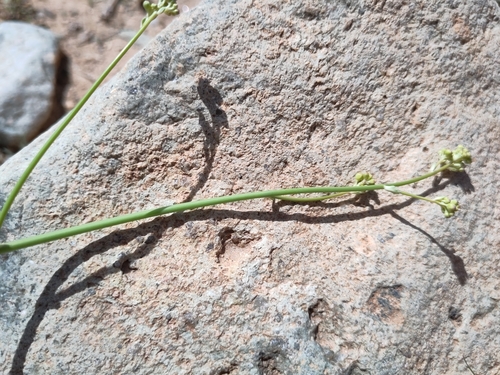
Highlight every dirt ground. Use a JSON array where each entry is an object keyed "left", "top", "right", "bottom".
[{"left": 0, "top": 0, "right": 201, "bottom": 164}]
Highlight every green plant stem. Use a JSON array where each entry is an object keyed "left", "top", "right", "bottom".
[
  {"left": 0, "top": 164, "right": 450, "bottom": 254},
  {"left": 0, "top": 14, "right": 158, "bottom": 230},
  {"left": 391, "top": 189, "right": 437, "bottom": 205},
  {"left": 387, "top": 164, "right": 449, "bottom": 187},
  {"left": 274, "top": 192, "right": 351, "bottom": 202},
  {"left": 0, "top": 187, "right": 390, "bottom": 253},
  {"left": 274, "top": 164, "right": 449, "bottom": 202}
]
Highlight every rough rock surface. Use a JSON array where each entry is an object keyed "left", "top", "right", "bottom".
[
  {"left": 0, "top": 21, "right": 60, "bottom": 149},
  {"left": 1, "top": 0, "right": 500, "bottom": 374}
]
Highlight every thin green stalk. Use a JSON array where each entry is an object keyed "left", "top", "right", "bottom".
[
  {"left": 0, "top": 165, "right": 449, "bottom": 254},
  {"left": 387, "top": 164, "right": 449, "bottom": 187},
  {"left": 273, "top": 164, "right": 449, "bottom": 203},
  {"left": 0, "top": 15, "right": 157, "bottom": 230},
  {"left": 392, "top": 189, "right": 437, "bottom": 204},
  {"left": 274, "top": 192, "right": 351, "bottom": 202}
]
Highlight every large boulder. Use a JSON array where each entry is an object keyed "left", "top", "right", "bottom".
[
  {"left": 0, "top": 21, "right": 61, "bottom": 149},
  {"left": 1, "top": 0, "right": 499, "bottom": 374}
]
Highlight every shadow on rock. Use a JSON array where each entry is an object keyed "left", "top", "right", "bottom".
[
  {"left": 183, "top": 78, "right": 229, "bottom": 203},
  {"left": 389, "top": 211, "right": 468, "bottom": 286},
  {"left": 10, "top": 174, "right": 469, "bottom": 374}
]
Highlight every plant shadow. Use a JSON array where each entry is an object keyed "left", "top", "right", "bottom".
[
  {"left": 389, "top": 211, "right": 468, "bottom": 285},
  {"left": 182, "top": 78, "right": 228, "bottom": 202},
  {"left": 9, "top": 172, "right": 471, "bottom": 373}
]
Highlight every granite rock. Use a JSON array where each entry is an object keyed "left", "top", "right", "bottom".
[
  {"left": 1, "top": 0, "right": 500, "bottom": 374},
  {"left": 0, "top": 21, "right": 61, "bottom": 149}
]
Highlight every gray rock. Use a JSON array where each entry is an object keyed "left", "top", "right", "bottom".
[
  {"left": 1, "top": 0, "right": 500, "bottom": 374},
  {"left": 0, "top": 21, "right": 60, "bottom": 149}
]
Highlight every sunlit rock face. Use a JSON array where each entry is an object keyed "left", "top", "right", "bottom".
[{"left": 1, "top": 1, "right": 499, "bottom": 374}]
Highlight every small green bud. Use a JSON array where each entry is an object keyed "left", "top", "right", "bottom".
[
  {"left": 452, "top": 144, "right": 472, "bottom": 166},
  {"left": 353, "top": 172, "right": 375, "bottom": 195},
  {"left": 143, "top": 1, "right": 153, "bottom": 13},
  {"left": 142, "top": 1, "right": 154, "bottom": 24},
  {"left": 434, "top": 196, "right": 460, "bottom": 218},
  {"left": 354, "top": 171, "right": 375, "bottom": 186}
]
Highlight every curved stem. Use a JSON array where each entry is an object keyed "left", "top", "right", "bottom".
[
  {"left": 389, "top": 164, "right": 449, "bottom": 186},
  {"left": 0, "top": 164, "right": 451, "bottom": 254},
  {"left": 0, "top": 15, "right": 157, "bottom": 230}
]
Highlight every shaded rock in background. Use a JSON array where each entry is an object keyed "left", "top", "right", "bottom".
[
  {"left": 0, "top": 21, "right": 64, "bottom": 149},
  {"left": 1, "top": 0, "right": 500, "bottom": 374}
]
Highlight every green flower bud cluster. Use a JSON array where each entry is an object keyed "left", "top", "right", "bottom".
[
  {"left": 354, "top": 171, "right": 375, "bottom": 186},
  {"left": 438, "top": 145, "right": 472, "bottom": 172},
  {"left": 353, "top": 172, "right": 375, "bottom": 195},
  {"left": 142, "top": 0, "right": 178, "bottom": 25},
  {"left": 434, "top": 197, "right": 460, "bottom": 218}
]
